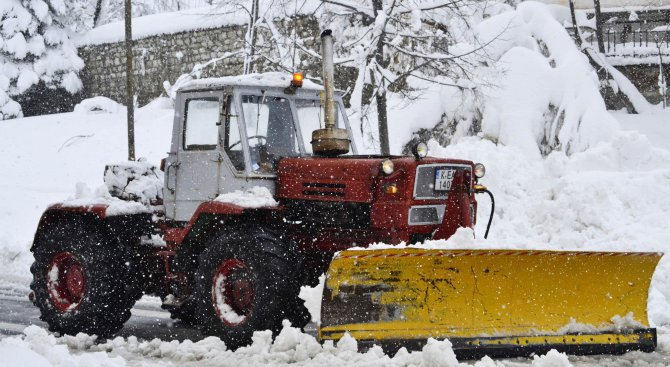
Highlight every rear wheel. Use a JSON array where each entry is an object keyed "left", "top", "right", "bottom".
[
  {"left": 193, "top": 228, "right": 308, "bottom": 349},
  {"left": 30, "top": 221, "right": 134, "bottom": 337}
]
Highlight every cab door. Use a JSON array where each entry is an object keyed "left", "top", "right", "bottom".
[{"left": 171, "top": 91, "right": 224, "bottom": 221}]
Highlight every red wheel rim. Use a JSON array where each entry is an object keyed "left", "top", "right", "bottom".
[
  {"left": 211, "top": 259, "right": 254, "bottom": 326},
  {"left": 47, "top": 252, "right": 86, "bottom": 312}
]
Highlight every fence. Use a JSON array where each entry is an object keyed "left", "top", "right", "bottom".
[{"left": 580, "top": 29, "right": 670, "bottom": 55}]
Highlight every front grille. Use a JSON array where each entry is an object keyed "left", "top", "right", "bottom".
[
  {"left": 302, "top": 182, "right": 346, "bottom": 197},
  {"left": 413, "top": 164, "right": 471, "bottom": 199}
]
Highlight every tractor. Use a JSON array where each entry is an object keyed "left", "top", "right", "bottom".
[{"left": 30, "top": 31, "right": 660, "bottom": 358}]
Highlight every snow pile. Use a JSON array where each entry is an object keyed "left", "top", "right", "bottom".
[
  {"left": 474, "top": 2, "right": 617, "bottom": 157},
  {"left": 556, "top": 313, "right": 646, "bottom": 335},
  {"left": 298, "top": 274, "right": 325, "bottom": 323},
  {"left": 74, "top": 97, "right": 125, "bottom": 114},
  {"left": 215, "top": 186, "right": 278, "bottom": 209},
  {"left": 0, "top": 0, "right": 84, "bottom": 119},
  {"left": 104, "top": 160, "right": 163, "bottom": 205},
  {"left": 421, "top": 338, "right": 459, "bottom": 367},
  {"left": 531, "top": 349, "right": 572, "bottom": 367},
  {"left": 60, "top": 182, "right": 150, "bottom": 216},
  {"left": 0, "top": 325, "right": 124, "bottom": 367},
  {"left": 1, "top": 323, "right": 589, "bottom": 366}
]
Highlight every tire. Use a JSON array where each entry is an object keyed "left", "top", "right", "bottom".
[
  {"left": 193, "top": 227, "right": 308, "bottom": 349},
  {"left": 30, "top": 220, "right": 134, "bottom": 337}
]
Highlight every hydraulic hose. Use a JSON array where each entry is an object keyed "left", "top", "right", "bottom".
[{"left": 482, "top": 189, "right": 494, "bottom": 239}]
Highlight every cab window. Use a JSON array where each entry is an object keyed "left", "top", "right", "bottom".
[
  {"left": 240, "top": 94, "right": 299, "bottom": 173},
  {"left": 183, "top": 97, "right": 220, "bottom": 150}
]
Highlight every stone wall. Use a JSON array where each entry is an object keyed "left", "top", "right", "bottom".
[{"left": 77, "top": 16, "right": 320, "bottom": 106}]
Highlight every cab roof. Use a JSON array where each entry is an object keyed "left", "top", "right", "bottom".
[{"left": 177, "top": 72, "right": 324, "bottom": 92}]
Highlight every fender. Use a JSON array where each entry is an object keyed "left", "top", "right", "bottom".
[
  {"left": 32, "top": 204, "right": 152, "bottom": 251},
  {"left": 171, "top": 201, "right": 286, "bottom": 269}
]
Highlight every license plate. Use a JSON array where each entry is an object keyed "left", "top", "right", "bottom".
[{"left": 434, "top": 169, "right": 455, "bottom": 191}]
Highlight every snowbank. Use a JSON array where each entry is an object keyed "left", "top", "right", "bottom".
[{"left": 0, "top": 324, "right": 584, "bottom": 367}]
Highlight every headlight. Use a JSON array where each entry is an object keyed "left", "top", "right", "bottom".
[
  {"left": 412, "top": 142, "right": 428, "bottom": 159},
  {"left": 474, "top": 163, "right": 485, "bottom": 178},
  {"left": 381, "top": 159, "right": 394, "bottom": 175}
]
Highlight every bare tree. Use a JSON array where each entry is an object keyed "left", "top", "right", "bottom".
[{"left": 593, "top": 0, "right": 605, "bottom": 53}]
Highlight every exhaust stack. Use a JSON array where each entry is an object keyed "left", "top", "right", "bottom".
[{"left": 311, "top": 30, "right": 350, "bottom": 156}]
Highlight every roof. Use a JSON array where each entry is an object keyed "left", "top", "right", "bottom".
[
  {"left": 535, "top": 0, "right": 670, "bottom": 10},
  {"left": 76, "top": 3, "right": 321, "bottom": 46},
  {"left": 177, "top": 72, "right": 324, "bottom": 92}
]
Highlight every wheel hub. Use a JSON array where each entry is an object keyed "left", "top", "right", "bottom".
[
  {"left": 47, "top": 252, "right": 86, "bottom": 312},
  {"left": 211, "top": 259, "right": 255, "bottom": 326}
]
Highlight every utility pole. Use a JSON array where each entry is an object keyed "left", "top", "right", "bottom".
[{"left": 125, "top": 0, "right": 135, "bottom": 161}]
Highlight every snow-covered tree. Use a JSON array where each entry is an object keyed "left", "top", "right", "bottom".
[
  {"left": 1, "top": 0, "right": 85, "bottom": 119},
  {"left": 321, "top": 0, "right": 492, "bottom": 154}
]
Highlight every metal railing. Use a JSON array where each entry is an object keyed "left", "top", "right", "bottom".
[{"left": 582, "top": 29, "right": 670, "bottom": 54}]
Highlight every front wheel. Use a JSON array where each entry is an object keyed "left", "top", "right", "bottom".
[{"left": 193, "top": 229, "right": 307, "bottom": 349}]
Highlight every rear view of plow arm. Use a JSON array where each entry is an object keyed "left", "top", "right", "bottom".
[{"left": 319, "top": 249, "right": 662, "bottom": 358}]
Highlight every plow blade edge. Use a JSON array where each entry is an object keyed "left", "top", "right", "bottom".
[{"left": 319, "top": 249, "right": 662, "bottom": 358}]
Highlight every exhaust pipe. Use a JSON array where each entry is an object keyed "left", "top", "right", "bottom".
[{"left": 311, "top": 30, "right": 350, "bottom": 156}]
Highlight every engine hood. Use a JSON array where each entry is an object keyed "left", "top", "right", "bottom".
[{"left": 276, "top": 156, "right": 475, "bottom": 203}]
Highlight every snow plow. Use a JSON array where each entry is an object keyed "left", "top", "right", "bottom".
[
  {"left": 29, "top": 29, "right": 662, "bottom": 358},
  {"left": 319, "top": 249, "right": 661, "bottom": 358}
]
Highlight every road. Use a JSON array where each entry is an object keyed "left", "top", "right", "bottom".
[
  {"left": 0, "top": 278, "right": 317, "bottom": 341},
  {"left": 1, "top": 278, "right": 670, "bottom": 366}
]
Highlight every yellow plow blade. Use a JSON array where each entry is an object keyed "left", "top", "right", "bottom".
[{"left": 319, "top": 249, "right": 662, "bottom": 358}]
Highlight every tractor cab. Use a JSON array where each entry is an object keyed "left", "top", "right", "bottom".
[{"left": 163, "top": 73, "right": 357, "bottom": 221}]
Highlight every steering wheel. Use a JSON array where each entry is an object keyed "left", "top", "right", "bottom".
[{"left": 228, "top": 135, "right": 267, "bottom": 149}]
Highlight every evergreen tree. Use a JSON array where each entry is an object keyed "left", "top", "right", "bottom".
[{"left": 1, "top": 0, "right": 84, "bottom": 119}]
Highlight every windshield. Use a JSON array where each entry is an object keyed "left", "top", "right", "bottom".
[{"left": 235, "top": 91, "right": 354, "bottom": 174}]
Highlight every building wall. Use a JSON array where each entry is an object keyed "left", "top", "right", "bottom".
[{"left": 77, "top": 16, "right": 320, "bottom": 106}]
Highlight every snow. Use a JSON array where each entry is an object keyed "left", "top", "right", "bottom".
[
  {"left": 60, "top": 182, "right": 150, "bottom": 216},
  {"left": 74, "top": 96, "right": 126, "bottom": 114},
  {"left": 212, "top": 271, "right": 246, "bottom": 325},
  {"left": 532, "top": 349, "right": 572, "bottom": 367},
  {"left": 298, "top": 275, "right": 325, "bottom": 324},
  {"left": 178, "top": 72, "right": 324, "bottom": 92},
  {"left": 0, "top": 0, "right": 84, "bottom": 119},
  {"left": 77, "top": 3, "right": 321, "bottom": 46},
  {"left": 1, "top": 1, "right": 670, "bottom": 365},
  {"left": 103, "top": 160, "right": 163, "bottom": 205},
  {"left": 214, "top": 186, "right": 279, "bottom": 209}
]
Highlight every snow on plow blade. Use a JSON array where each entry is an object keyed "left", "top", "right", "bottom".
[{"left": 319, "top": 249, "right": 662, "bottom": 359}]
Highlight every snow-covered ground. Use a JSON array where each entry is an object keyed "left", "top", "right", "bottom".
[{"left": 2, "top": 1, "right": 670, "bottom": 364}]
